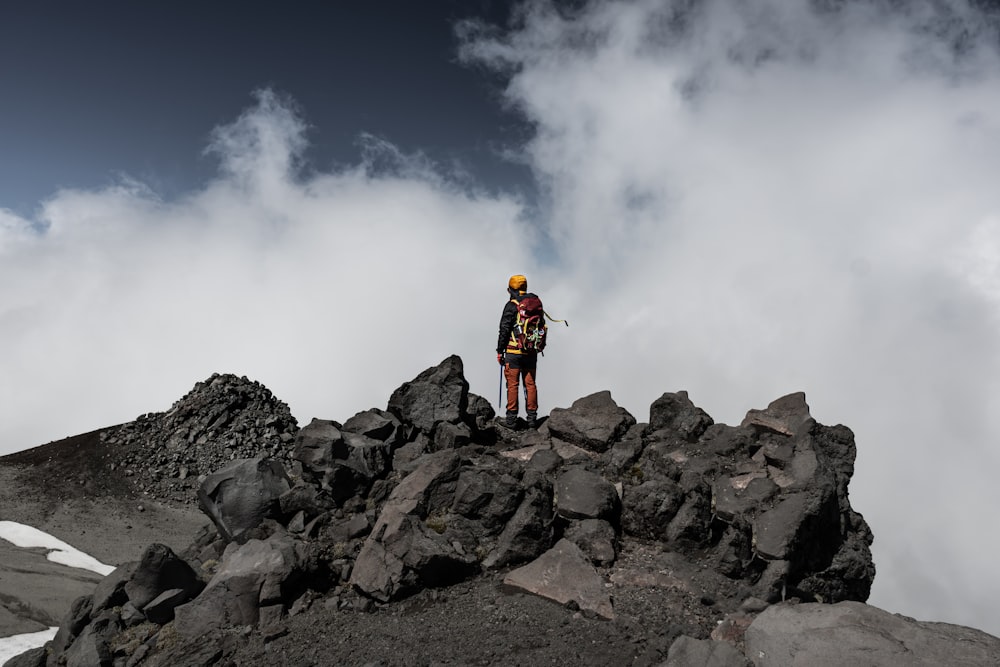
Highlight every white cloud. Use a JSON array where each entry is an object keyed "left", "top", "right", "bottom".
[
  {"left": 0, "top": 89, "right": 533, "bottom": 453},
  {"left": 2, "top": 0, "right": 1000, "bottom": 640},
  {"left": 460, "top": 0, "right": 1000, "bottom": 636}
]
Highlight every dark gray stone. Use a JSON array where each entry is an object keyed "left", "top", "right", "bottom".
[
  {"left": 387, "top": 355, "right": 469, "bottom": 436},
  {"left": 503, "top": 539, "right": 614, "bottom": 620},
  {"left": 753, "top": 494, "right": 811, "bottom": 561},
  {"left": 666, "top": 490, "right": 712, "bottom": 545},
  {"left": 49, "top": 594, "right": 92, "bottom": 659},
  {"left": 63, "top": 610, "right": 120, "bottom": 667},
  {"left": 342, "top": 408, "right": 401, "bottom": 444},
  {"left": 465, "top": 392, "right": 496, "bottom": 434},
  {"left": 342, "top": 432, "right": 393, "bottom": 479},
  {"left": 744, "top": 601, "right": 1000, "bottom": 666},
  {"left": 647, "top": 391, "right": 714, "bottom": 442},
  {"left": 741, "top": 392, "right": 812, "bottom": 436},
  {"left": 63, "top": 626, "right": 112, "bottom": 667},
  {"left": 564, "top": 518, "right": 617, "bottom": 566},
  {"left": 174, "top": 534, "right": 301, "bottom": 638},
  {"left": 606, "top": 423, "right": 645, "bottom": 474},
  {"left": 349, "top": 512, "right": 477, "bottom": 602},
  {"left": 451, "top": 468, "right": 522, "bottom": 533},
  {"left": 555, "top": 467, "right": 620, "bottom": 524},
  {"left": 120, "top": 601, "right": 145, "bottom": 627},
  {"left": 292, "top": 419, "right": 347, "bottom": 474},
  {"left": 483, "top": 482, "right": 554, "bottom": 569},
  {"left": 91, "top": 563, "right": 135, "bottom": 612},
  {"left": 198, "top": 457, "right": 291, "bottom": 543},
  {"left": 350, "top": 451, "right": 464, "bottom": 601},
  {"left": 142, "top": 588, "right": 191, "bottom": 624},
  {"left": 664, "top": 635, "right": 751, "bottom": 667},
  {"left": 432, "top": 421, "right": 473, "bottom": 450},
  {"left": 526, "top": 448, "right": 562, "bottom": 475},
  {"left": 546, "top": 391, "right": 636, "bottom": 453},
  {"left": 124, "top": 543, "right": 203, "bottom": 610},
  {"left": 622, "top": 479, "right": 684, "bottom": 540}
]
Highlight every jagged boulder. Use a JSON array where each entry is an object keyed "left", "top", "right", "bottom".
[
  {"left": 350, "top": 448, "right": 554, "bottom": 601},
  {"left": 293, "top": 417, "right": 393, "bottom": 503},
  {"left": 124, "top": 543, "right": 203, "bottom": 613},
  {"left": 664, "top": 636, "right": 751, "bottom": 667},
  {"left": 617, "top": 391, "right": 874, "bottom": 603},
  {"left": 198, "top": 458, "right": 291, "bottom": 543},
  {"left": 292, "top": 419, "right": 347, "bottom": 473},
  {"left": 554, "top": 467, "right": 620, "bottom": 524},
  {"left": 482, "top": 474, "right": 554, "bottom": 569},
  {"left": 744, "top": 601, "right": 1000, "bottom": 666},
  {"left": 465, "top": 392, "right": 497, "bottom": 435},
  {"left": 622, "top": 479, "right": 684, "bottom": 540},
  {"left": 646, "top": 390, "right": 714, "bottom": 443},
  {"left": 387, "top": 355, "right": 469, "bottom": 437},
  {"left": 350, "top": 450, "right": 465, "bottom": 601},
  {"left": 741, "top": 392, "right": 812, "bottom": 436},
  {"left": 563, "top": 518, "right": 617, "bottom": 566},
  {"left": 174, "top": 532, "right": 303, "bottom": 638},
  {"left": 546, "top": 391, "right": 636, "bottom": 453},
  {"left": 503, "top": 538, "right": 614, "bottom": 620}
]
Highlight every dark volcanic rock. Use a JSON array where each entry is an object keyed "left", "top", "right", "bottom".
[
  {"left": 546, "top": 391, "right": 636, "bottom": 453},
  {"left": 665, "top": 635, "right": 751, "bottom": 667},
  {"left": 14, "top": 359, "right": 891, "bottom": 667},
  {"left": 622, "top": 479, "right": 684, "bottom": 540},
  {"left": 647, "top": 390, "right": 714, "bottom": 442},
  {"left": 503, "top": 538, "right": 614, "bottom": 620},
  {"left": 619, "top": 391, "right": 875, "bottom": 603},
  {"left": 741, "top": 391, "right": 812, "bottom": 436},
  {"left": 554, "top": 467, "right": 620, "bottom": 524},
  {"left": 175, "top": 533, "right": 303, "bottom": 638},
  {"left": 387, "top": 355, "right": 469, "bottom": 436},
  {"left": 744, "top": 601, "right": 1000, "bottom": 666},
  {"left": 292, "top": 419, "right": 347, "bottom": 473},
  {"left": 124, "top": 543, "right": 203, "bottom": 610},
  {"left": 99, "top": 373, "right": 299, "bottom": 503},
  {"left": 482, "top": 475, "right": 555, "bottom": 569},
  {"left": 198, "top": 458, "right": 291, "bottom": 543},
  {"left": 563, "top": 518, "right": 617, "bottom": 566},
  {"left": 350, "top": 450, "right": 465, "bottom": 601}
]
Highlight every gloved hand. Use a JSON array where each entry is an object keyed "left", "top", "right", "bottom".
[{"left": 496, "top": 353, "right": 504, "bottom": 366}]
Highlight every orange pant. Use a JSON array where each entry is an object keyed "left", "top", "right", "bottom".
[{"left": 504, "top": 364, "right": 537, "bottom": 415}]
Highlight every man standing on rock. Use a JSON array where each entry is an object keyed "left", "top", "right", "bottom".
[{"left": 497, "top": 274, "right": 542, "bottom": 429}]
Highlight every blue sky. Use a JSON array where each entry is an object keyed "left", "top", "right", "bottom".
[
  {"left": 3, "top": 0, "right": 1000, "bottom": 640},
  {"left": 0, "top": 1, "right": 531, "bottom": 213}
]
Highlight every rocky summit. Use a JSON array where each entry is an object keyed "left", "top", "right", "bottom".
[{"left": 5, "top": 355, "right": 1000, "bottom": 667}]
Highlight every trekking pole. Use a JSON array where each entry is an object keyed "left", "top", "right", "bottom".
[{"left": 498, "top": 364, "right": 504, "bottom": 414}]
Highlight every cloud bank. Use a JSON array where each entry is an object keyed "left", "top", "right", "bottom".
[
  {"left": 2, "top": 0, "right": 1000, "bottom": 637},
  {"left": 459, "top": 0, "right": 1000, "bottom": 634}
]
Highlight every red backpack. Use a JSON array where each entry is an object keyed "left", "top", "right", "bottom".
[{"left": 511, "top": 294, "right": 547, "bottom": 353}]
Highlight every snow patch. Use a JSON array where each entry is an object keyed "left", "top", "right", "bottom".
[
  {"left": 0, "top": 626, "right": 58, "bottom": 662},
  {"left": 0, "top": 520, "right": 115, "bottom": 576}
]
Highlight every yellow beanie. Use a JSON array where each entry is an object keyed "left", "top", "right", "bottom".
[{"left": 508, "top": 274, "right": 527, "bottom": 292}]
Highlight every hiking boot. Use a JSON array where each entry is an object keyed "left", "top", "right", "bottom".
[
  {"left": 526, "top": 413, "right": 538, "bottom": 429},
  {"left": 505, "top": 414, "right": 517, "bottom": 428}
]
